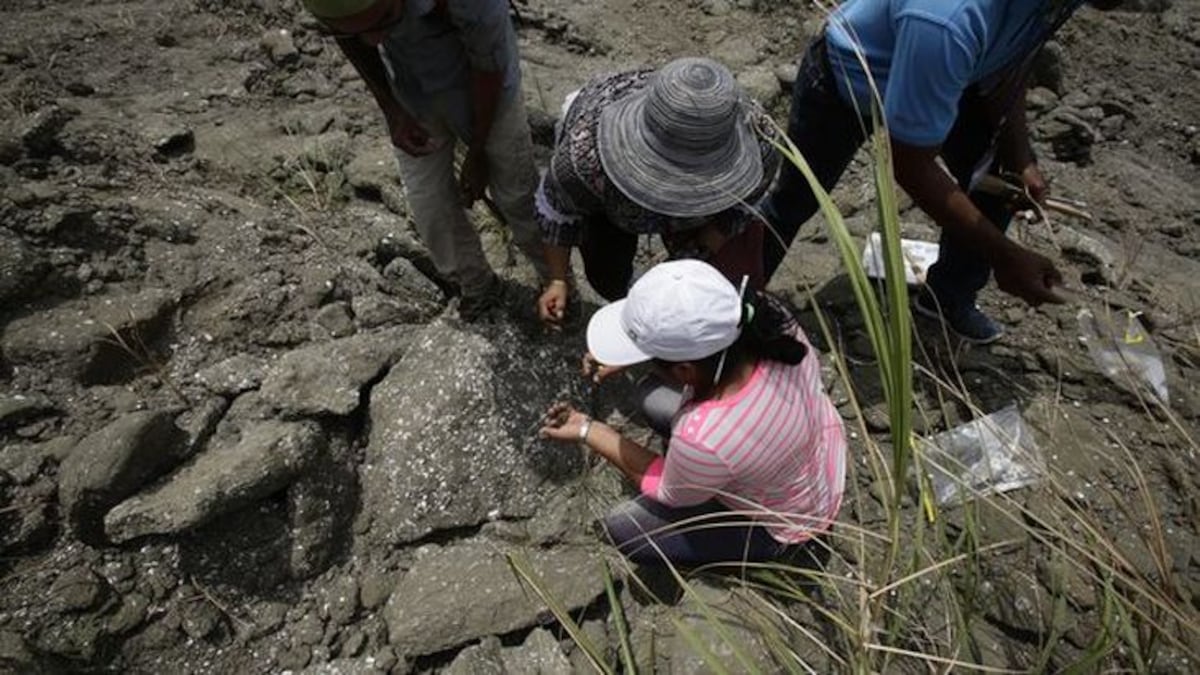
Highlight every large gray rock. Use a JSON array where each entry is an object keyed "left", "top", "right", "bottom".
[
  {"left": 657, "top": 583, "right": 795, "bottom": 674},
  {"left": 501, "top": 628, "right": 573, "bottom": 674},
  {"left": 103, "top": 420, "right": 325, "bottom": 543},
  {"left": 383, "top": 543, "right": 606, "bottom": 657},
  {"left": 358, "top": 321, "right": 585, "bottom": 545},
  {"left": 58, "top": 411, "right": 189, "bottom": 545},
  {"left": 259, "top": 326, "right": 417, "bottom": 417},
  {"left": 0, "top": 230, "right": 47, "bottom": 310},
  {"left": 0, "top": 288, "right": 177, "bottom": 383}
]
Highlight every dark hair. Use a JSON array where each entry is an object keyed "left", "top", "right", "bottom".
[{"left": 690, "top": 290, "right": 808, "bottom": 386}]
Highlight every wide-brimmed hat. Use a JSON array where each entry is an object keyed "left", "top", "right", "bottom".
[
  {"left": 587, "top": 260, "right": 743, "bottom": 367},
  {"left": 598, "top": 57, "right": 763, "bottom": 218}
]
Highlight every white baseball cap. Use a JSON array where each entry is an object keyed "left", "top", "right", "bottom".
[{"left": 587, "top": 260, "right": 743, "bottom": 366}]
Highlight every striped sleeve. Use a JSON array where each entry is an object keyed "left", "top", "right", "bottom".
[{"left": 644, "top": 434, "right": 733, "bottom": 507}]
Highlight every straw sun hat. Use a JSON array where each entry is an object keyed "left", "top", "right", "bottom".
[{"left": 597, "top": 57, "right": 763, "bottom": 218}]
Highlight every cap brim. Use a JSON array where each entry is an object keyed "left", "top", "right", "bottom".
[{"left": 586, "top": 301, "right": 653, "bottom": 367}]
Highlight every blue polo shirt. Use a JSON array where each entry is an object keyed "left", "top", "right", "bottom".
[{"left": 826, "top": 0, "right": 1086, "bottom": 147}]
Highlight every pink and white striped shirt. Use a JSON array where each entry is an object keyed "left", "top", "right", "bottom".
[{"left": 639, "top": 327, "right": 847, "bottom": 544}]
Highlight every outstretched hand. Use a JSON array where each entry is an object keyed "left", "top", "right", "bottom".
[
  {"left": 538, "top": 280, "right": 569, "bottom": 329},
  {"left": 581, "top": 352, "right": 625, "bottom": 384},
  {"left": 538, "top": 402, "right": 590, "bottom": 443},
  {"left": 994, "top": 243, "right": 1065, "bottom": 306}
]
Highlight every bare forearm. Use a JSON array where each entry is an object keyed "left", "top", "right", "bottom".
[
  {"left": 545, "top": 244, "right": 571, "bottom": 281},
  {"left": 997, "top": 86, "right": 1035, "bottom": 170},
  {"left": 335, "top": 38, "right": 405, "bottom": 120},
  {"left": 893, "top": 143, "right": 1015, "bottom": 263},
  {"left": 584, "top": 421, "right": 657, "bottom": 485}
]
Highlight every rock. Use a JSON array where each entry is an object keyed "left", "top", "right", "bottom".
[
  {"left": 359, "top": 322, "right": 586, "bottom": 546},
  {"left": 0, "top": 288, "right": 178, "bottom": 384},
  {"left": 322, "top": 577, "right": 360, "bottom": 626},
  {"left": 282, "top": 72, "right": 337, "bottom": 98},
  {"left": 1034, "top": 108, "right": 1098, "bottom": 165},
  {"left": 288, "top": 452, "right": 356, "bottom": 580},
  {"left": 261, "top": 29, "right": 299, "bottom": 66},
  {"left": 501, "top": 628, "right": 573, "bottom": 674},
  {"left": 106, "top": 593, "right": 150, "bottom": 636},
  {"left": 259, "top": 326, "right": 416, "bottom": 417},
  {"left": 20, "top": 104, "right": 76, "bottom": 157},
  {"left": 175, "top": 397, "right": 229, "bottom": 455},
  {"left": 344, "top": 143, "right": 402, "bottom": 203},
  {"left": 57, "top": 411, "right": 189, "bottom": 545},
  {"left": 0, "top": 487, "right": 56, "bottom": 551},
  {"left": 292, "top": 612, "right": 326, "bottom": 647},
  {"left": 195, "top": 353, "right": 271, "bottom": 396},
  {"left": 337, "top": 629, "right": 366, "bottom": 658},
  {"left": 380, "top": 257, "right": 444, "bottom": 309},
  {"left": 659, "top": 583, "right": 794, "bottom": 673},
  {"left": 1026, "top": 87, "right": 1060, "bottom": 115},
  {"left": 351, "top": 293, "right": 435, "bottom": 329},
  {"left": 358, "top": 572, "right": 394, "bottom": 611},
  {"left": 312, "top": 301, "right": 356, "bottom": 339},
  {"left": 1030, "top": 41, "right": 1066, "bottom": 94},
  {"left": 774, "top": 61, "right": 799, "bottom": 93},
  {"left": 182, "top": 600, "right": 225, "bottom": 641},
  {"left": 103, "top": 420, "right": 325, "bottom": 543},
  {"left": 298, "top": 658, "right": 382, "bottom": 675},
  {"left": 0, "top": 393, "right": 54, "bottom": 430},
  {"left": 0, "top": 230, "right": 47, "bottom": 309},
  {"left": 737, "top": 65, "right": 780, "bottom": 105},
  {"left": 701, "top": 0, "right": 732, "bottom": 16},
  {"left": 1057, "top": 226, "right": 1117, "bottom": 285},
  {"left": 383, "top": 543, "right": 605, "bottom": 656},
  {"left": 710, "top": 34, "right": 764, "bottom": 70},
  {"left": 49, "top": 567, "right": 107, "bottom": 613},
  {"left": 444, "top": 637, "right": 505, "bottom": 674},
  {"left": 0, "top": 630, "right": 41, "bottom": 673}
]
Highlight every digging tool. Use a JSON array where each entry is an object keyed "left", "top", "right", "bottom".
[{"left": 976, "top": 174, "right": 1096, "bottom": 223}]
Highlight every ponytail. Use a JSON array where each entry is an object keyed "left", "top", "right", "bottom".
[{"left": 692, "top": 291, "right": 808, "bottom": 388}]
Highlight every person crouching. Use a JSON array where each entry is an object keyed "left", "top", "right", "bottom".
[{"left": 539, "top": 260, "right": 847, "bottom": 565}]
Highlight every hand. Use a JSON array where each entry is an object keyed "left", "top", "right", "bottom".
[
  {"left": 993, "top": 243, "right": 1065, "bottom": 306},
  {"left": 581, "top": 351, "right": 625, "bottom": 384},
  {"left": 388, "top": 113, "right": 437, "bottom": 156},
  {"left": 538, "top": 402, "right": 590, "bottom": 443},
  {"left": 1017, "top": 162, "right": 1050, "bottom": 206},
  {"left": 459, "top": 147, "right": 489, "bottom": 206},
  {"left": 538, "top": 280, "right": 569, "bottom": 329}
]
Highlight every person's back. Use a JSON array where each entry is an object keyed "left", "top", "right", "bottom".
[
  {"left": 662, "top": 324, "right": 845, "bottom": 544},
  {"left": 826, "top": 0, "right": 1080, "bottom": 145}
]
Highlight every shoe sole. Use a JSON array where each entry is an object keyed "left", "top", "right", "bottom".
[{"left": 911, "top": 299, "right": 1005, "bottom": 346}]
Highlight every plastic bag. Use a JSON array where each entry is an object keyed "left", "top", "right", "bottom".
[
  {"left": 862, "top": 233, "right": 939, "bottom": 285},
  {"left": 921, "top": 404, "right": 1045, "bottom": 505},
  {"left": 1077, "top": 307, "right": 1169, "bottom": 405}
]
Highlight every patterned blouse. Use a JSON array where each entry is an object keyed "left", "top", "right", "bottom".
[{"left": 535, "top": 68, "right": 782, "bottom": 249}]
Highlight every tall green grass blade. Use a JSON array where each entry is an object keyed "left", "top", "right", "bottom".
[
  {"left": 602, "top": 561, "right": 637, "bottom": 675},
  {"left": 506, "top": 553, "right": 613, "bottom": 675}
]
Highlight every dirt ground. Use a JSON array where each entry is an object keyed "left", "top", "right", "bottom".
[{"left": 1, "top": 0, "right": 1199, "bottom": 672}]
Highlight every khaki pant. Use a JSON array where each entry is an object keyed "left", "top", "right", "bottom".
[{"left": 392, "top": 93, "right": 546, "bottom": 297}]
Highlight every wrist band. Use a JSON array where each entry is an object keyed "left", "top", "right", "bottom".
[
  {"left": 578, "top": 417, "right": 592, "bottom": 444},
  {"left": 548, "top": 279, "right": 569, "bottom": 288}
]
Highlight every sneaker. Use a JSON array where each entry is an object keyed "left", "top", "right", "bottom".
[
  {"left": 913, "top": 289, "right": 1005, "bottom": 345},
  {"left": 457, "top": 275, "right": 507, "bottom": 322}
]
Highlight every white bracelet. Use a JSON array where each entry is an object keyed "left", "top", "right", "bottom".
[{"left": 578, "top": 417, "right": 592, "bottom": 445}]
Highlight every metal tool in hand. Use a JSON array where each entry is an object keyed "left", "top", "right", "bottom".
[{"left": 975, "top": 174, "right": 1095, "bottom": 223}]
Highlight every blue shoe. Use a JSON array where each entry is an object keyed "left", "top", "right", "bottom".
[{"left": 913, "top": 290, "right": 1005, "bottom": 345}]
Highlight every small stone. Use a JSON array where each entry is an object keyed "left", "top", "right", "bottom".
[
  {"left": 312, "top": 301, "right": 356, "bottom": 339},
  {"left": 49, "top": 567, "right": 107, "bottom": 613},
  {"left": 358, "top": 572, "right": 393, "bottom": 611},
  {"left": 293, "top": 612, "right": 326, "bottom": 648},
  {"left": 774, "top": 62, "right": 799, "bottom": 92},
  {"left": 261, "top": 29, "right": 299, "bottom": 66},
  {"left": 701, "top": 0, "right": 732, "bottom": 16},
  {"left": 279, "top": 646, "right": 312, "bottom": 671},
  {"left": 338, "top": 629, "right": 366, "bottom": 658},
  {"left": 323, "top": 577, "right": 360, "bottom": 626},
  {"left": 181, "top": 600, "right": 224, "bottom": 640},
  {"left": 106, "top": 593, "right": 150, "bottom": 635}
]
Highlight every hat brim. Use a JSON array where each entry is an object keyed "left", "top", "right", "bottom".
[
  {"left": 586, "top": 300, "right": 653, "bottom": 367},
  {"left": 597, "top": 90, "right": 763, "bottom": 218}
]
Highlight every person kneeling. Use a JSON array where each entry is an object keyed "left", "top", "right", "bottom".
[{"left": 540, "top": 260, "right": 847, "bottom": 565}]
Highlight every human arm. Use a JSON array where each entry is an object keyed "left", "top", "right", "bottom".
[
  {"left": 333, "top": 37, "right": 435, "bottom": 156},
  {"left": 539, "top": 403, "right": 657, "bottom": 484},
  {"left": 884, "top": 17, "right": 1061, "bottom": 305},
  {"left": 892, "top": 141, "right": 1062, "bottom": 305},
  {"left": 996, "top": 85, "right": 1049, "bottom": 205}
]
